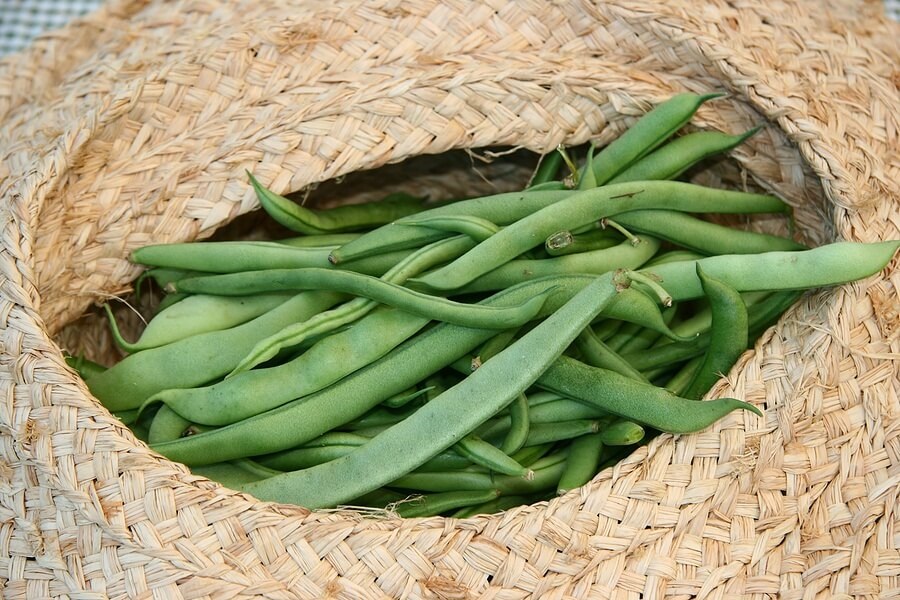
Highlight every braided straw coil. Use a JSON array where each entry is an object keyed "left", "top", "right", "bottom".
[{"left": 1, "top": 0, "right": 898, "bottom": 598}]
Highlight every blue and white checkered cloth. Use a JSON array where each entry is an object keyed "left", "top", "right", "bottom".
[
  {"left": 0, "top": 0, "right": 104, "bottom": 57},
  {"left": 0, "top": 0, "right": 898, "bottom": 57}
]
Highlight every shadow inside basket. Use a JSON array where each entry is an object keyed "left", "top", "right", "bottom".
[{"left": 53, "top": 144, "right": 822, "bottom": 519}]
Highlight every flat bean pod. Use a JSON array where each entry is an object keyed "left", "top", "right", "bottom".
[
  {"left": 106, "top": 293, "right": 293, "bottom": 353},
  {"left": 453, "top": 236, "right": 661, "bottom": 293}
]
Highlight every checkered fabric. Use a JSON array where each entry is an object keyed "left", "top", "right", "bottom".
[
  {"left": 0, "top": 0, "right": 104, "bottom": 57},
  {"left": 0, "top": 0, "right": 898, "bottom": 57}
]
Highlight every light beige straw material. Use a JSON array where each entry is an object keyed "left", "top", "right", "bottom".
[{"left": 1, "top": 0, "right": 898, "bottom": 597}]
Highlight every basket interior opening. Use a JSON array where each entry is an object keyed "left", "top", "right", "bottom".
[{"left": 53, "top": 144, "right": 819, "bottom": 517}]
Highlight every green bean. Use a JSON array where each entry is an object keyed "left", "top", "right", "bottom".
[
  {"left": 398, "top": 215, "right": 500, "bottom": 242},
  {"left": 662, "top": 355, "right": 705, "bottom": 396},
  {"left": 156, "top": 293, "right": 188, "bottom": 312},
  {"left": 411, "top": 181, "right": 790, "bottom": 291},
  {"left": 605, "top": 322, "right": 645, "bottom": 353},
  {"left": 171, "top": 268, "right": 554, "bottom": 336},
  {"left": 509, "top": 443, "right": 555, "bottom": 468},
  {"left": 277, "top": 233, "right": 362, "bottom": 247},
  {"left": 575, "top": 327, "right": 650, "bottom": 383},
  {"left": 191, "top": 459, "right": 281, "bottom": 489},
  {"left": 105, "top": 293, "right": 293, "bottom": 353},
  {"left": 523, "top": 420, "right": 600, "bottom": 446},
  {"left": 65, "top": 355, "right": 107, "bottom": 382},
  {"left": 144, "top": 306, "right": 430, "bottom": 426},
  {"left": 454, "top": 236, "right": 661, "bottom": 293},
  {"left": 150, "top": 276, "right": 593, "bottom": 466},
  {"left": 140, "top": 267, "right": 201, "bottom": 289},
  {"left": 608, "top": 127, "right": 760, "bottom": 183},
  {"left": 612, "top": 210, "right": 806, "bottom": 255},
  {"left": 228, "top": 235, "right": 478, "bottom": 373},
  {"left": 454, "top": 436, "right": 529, "bottom": 477},
  {"left": 250, "top": 173, "right": 425, "bottom": 233},
  {"left": 557, "top": 433, "right": 604, "bottom": 495},
  {"left": 530, "top": 150, "right": 565, "bottom": 186},
  {"left": 576, "top": 144, "right": 598, "bottom": 189},
  {"left": 132, "top": 241, "right": 413, "bottom": 275},
  {"left": 643, "top": 241, "right": 900, "bottom": 301},
  {"left": 347, "top": 488, "right": 410, "bottom": 509},
  {"left": 147, "top": 405, "right": 192, "bottom": 444},
  {"left": 328, "top": 189, "right": 573, "bottom": 263},
  {"left": 236, "top": 270, "right": 623, "bottom": 507},
  {"left": 536, "top": 356, "right": 760, "bottom": 434},
  {"left": 474, "top": 398, "right": 610, "bottom": 441},
  {"left": 598, "top": 420, "right": 645, "bottom": 446},
  {"left": 87, "top": 290, "right": 346, "bottom": 412},
  {"left": 471, "top": 328, "right": 521, "bottom": 369},
  {"left": 382, "top": 385, "right": 432, "bottom": 409},
  {"left": 394, "top": 489, "right": 501, "bottom": 518},
  {"left": 500, "top": 394, "right": 530, "bottom": 455},
  {"left": 587, "top": 92, "right": 724, "bottom": 185},
  {"left": 644, "top": 250, "right": 707, "bottom": 267},
  {"left": 545, "top": 229, "right": 621, "bottom": 256},
  {"left": 681, "top": 266, "right": 749, "bottom": 400},
  {"left": 391, "top": 452, "right": 569, "bottom": 495},
  {"left": 452, "top": 494, "right": 538, "bottom": 518}
]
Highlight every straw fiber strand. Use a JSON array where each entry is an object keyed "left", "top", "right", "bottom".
[{"left": 0, "top": 0, "right": 898, "bottom": 598}]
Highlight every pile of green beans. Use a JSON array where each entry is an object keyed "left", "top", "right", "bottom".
[{"left": 69, "top": 93, "right": 899, "bottom": 519}]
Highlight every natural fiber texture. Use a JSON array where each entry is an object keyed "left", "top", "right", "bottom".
[{"left": 1, "top": 0, "right": 898, "bottom": 597}]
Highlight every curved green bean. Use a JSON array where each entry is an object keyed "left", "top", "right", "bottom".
[
  {"left": 557, "top": 433, "right": 604, "bottom": 495},
  {"left": 537, "top": 356, "right": 761, "bottom": 434},
  {"left": 250, "top": 173, "right": 425, "bottom": 234}
]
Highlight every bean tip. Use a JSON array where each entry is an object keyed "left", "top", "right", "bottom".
[{"left": 327, "top": 251, "right": 340, "bottom": 265}]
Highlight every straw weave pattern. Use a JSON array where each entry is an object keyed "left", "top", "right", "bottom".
[{"left": 0, "top": 0, "right": 898, "bottom": 598}]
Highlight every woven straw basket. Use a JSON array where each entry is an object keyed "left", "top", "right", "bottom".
[{"left": 1, "top": 0, "right": 898, "bottom": 597}]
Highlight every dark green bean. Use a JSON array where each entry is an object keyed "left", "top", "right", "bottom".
[
  {"left": 536, "top": 356, "right": 760, "bottom": 433},
  {"left": 575, "top": 328, "right": 650, "bottom": 383},
  {"left": 598, "top": 420, "right": 645, "bottom": 446},
  {"left": 557, "top": 433, "right": 604, "bottom": 495},
  {"left": 523, "top": 420, "right": 600, "bottom": 446},
  {"left": 500, "top": 393, "right": 530, "bottom": 455},
  {"left": 530, "top": 150, "right": 565, "bottom": 187},
  {"left": 681, "top": 266, "right": 749, "bottom": 400},
  {"left": 250, "top": 173, "right": 425, "bottom": 233},
  {"left": 544, "top": 229, "right": 621, "bottom": 257},
  {"left": 394, "top": 489, "right": 501, "bottom": 518}
]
